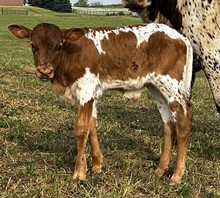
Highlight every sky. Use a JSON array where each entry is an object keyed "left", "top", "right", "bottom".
[{"left": 70, "top": 0, "right": 121, "bottom": 5}]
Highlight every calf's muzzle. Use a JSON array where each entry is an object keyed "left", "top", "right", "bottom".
[
  {"left": 122, "top": 0, "right": 150, "bottom": 10},
  {"left": 37, "top": 65, "right": 54, "bottom": 80}
]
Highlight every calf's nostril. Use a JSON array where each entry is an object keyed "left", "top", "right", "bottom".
[{"left": 37, "top": 67, "right": 44, "bottom": 74}]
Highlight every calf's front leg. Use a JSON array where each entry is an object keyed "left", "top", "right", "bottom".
[
  {"left": 89, "top": 116, "right": 103, "bottom": 173},
  {"left": 73, "top": 100, "right": 94, "bottom": 180}
]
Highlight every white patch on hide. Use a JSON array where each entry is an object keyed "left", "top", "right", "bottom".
[
  {"left": 75, "top": 68, "right": 103, "bottom": 106},
  {"left": 63, "top": 68, "right": 102, "bottom": 107},
  {"left": 85, "top": 23, "right": 191, "bottom": 55},
  {"left": 92, "top": 100, "right": 98, "bottom": 118}
]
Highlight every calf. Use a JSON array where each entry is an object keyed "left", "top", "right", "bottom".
[
  {"left": 8, "top": 23, "right": 193, "bottom": 185},
  {"left": 122, "top": 0, "right": 220, "bottom": 113}
]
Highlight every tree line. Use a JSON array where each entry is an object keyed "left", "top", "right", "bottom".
[
  {"left": 28, "top": 0, "right": 72, "bottom": 13},
  {"left": 74, "top": 0, "right": 104, "bottom": 7},
  {"left": 27, "top": 0, "right": 116, "bottom": 13}
]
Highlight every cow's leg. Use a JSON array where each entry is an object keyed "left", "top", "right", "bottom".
[
  {"left": 169, "top": 102, "right": 192, "bottom": 185},
  {"left": 89, "top": 115, "right": 103, "bottom": 173},
  {"left": 73, "top": 100, "right": 94, "bottom": 180},
  {"left": 189, "top": 57, "right": 202, "bottom": 101},
  {"left": 155, "top": 121, "right": 175, "bottom": 177},
  {"left": 203, "top": 65, "right": 220, "bottom": 113}
]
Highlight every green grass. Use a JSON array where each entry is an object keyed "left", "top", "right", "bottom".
[{"left": 0, "top": 7, "right": 220, "bottom": 197}]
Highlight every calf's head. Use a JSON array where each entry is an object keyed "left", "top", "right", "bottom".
[{"left": 8, "top": 23, "right": 85, "bottom": 81}]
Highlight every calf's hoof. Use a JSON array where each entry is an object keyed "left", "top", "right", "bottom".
[
  {"left": 155, "top": 167, "right": 165, "bottom": 177},
  {"left": 169, "top": 175, "right": 182, "bottom": 186},
  {"left": 73, "top": 170, "right": 87, "bottom": 180},
  {"left": 92, "top": 165, "right": 102, "bottom": 173}
]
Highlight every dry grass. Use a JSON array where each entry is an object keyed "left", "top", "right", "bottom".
[{"left": 0, "top": 7, "right": 219, "bottom": 197}]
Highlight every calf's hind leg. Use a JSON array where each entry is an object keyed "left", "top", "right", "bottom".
[
  {"left": 155, "top": 121, "right": 176, "bottom": 177},
  {"left": 147, "top": 85, "right": 176, "bottom": 178},
  {"left": 169, "top": 102, "right": 192, "bottom": 185}
]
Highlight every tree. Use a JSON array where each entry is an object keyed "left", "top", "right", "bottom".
[
  {"left": 74, "top": 0, "right": 89, "bottom": 7},
  {"left": 28, "top": 0, "right": 43, "bottom": 7},
  {"left": 28, "top": 0, "right": 72, "bottom": 13},
  {"left": 53, "top": 0, "right": 72, "bottom": 12},
  {"left": 90, "top": 1, "right": 104, "bottom": 7}
]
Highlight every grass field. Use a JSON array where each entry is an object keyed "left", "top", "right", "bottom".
[{"left": 0, "top": 6, "right": 220, "bottom": 198}]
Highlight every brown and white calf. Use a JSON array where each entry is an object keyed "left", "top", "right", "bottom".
[
  {"left": 8, "top": 22, "right": 193, "bottom": 185},
  {"left": 122, "top": 0, "right": 220, "bottom": 113}
]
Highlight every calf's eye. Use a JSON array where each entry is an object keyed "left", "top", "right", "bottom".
[
  {"left": 58, "top": 43, "right": 63, "bottom": 50},
  {"left": 53, "top": 43, "right": 63, "bottom": 52},
  {"left": 31, "top": 43, "right": 37, "bottom": 52}
]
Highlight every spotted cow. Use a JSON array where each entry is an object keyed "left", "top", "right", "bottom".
[
  {"left": 122, "top": 0, "right": 220, "bottom": 112},
  {"left": 8, "top": 23, "right": 193, "bottom": 185}
]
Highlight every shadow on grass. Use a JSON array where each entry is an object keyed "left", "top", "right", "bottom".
[
  {"left": 4, "top": 100, "right": 219, "bottom": 173},
  {"left": 3, "top": 102, "right": 162, "bottom": 169}
]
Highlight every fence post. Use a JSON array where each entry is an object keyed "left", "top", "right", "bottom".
[{"left": 1, "top": 7, "right": 3, "bottom": 14}]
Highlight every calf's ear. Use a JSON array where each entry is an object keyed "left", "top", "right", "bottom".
[
  {"left": 62, "top": 28, "right": 86, "bottom": 43},
  {"left": 8, "top": 24, "right": 32, "bottom": 39}
]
